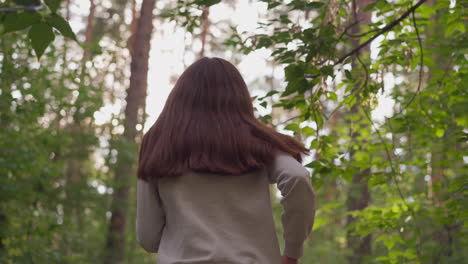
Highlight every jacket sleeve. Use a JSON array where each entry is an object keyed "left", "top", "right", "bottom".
[
  {"left": 136, "top": 178, "right": 166, "bottom": 253},
  {"left": 267, "top": 151, "right": 316, "bottom": 259}
]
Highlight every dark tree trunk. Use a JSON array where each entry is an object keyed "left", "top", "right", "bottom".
[
  {"left": 345, "top": 1, "right": 372, "bottom": 263},
  {"left": 103, "top": 0, "right": 156, "bottom": 263},
  {"left": 128, "top": 0, "right": 138, "bottom": 57},
  {"left": 426, "top": 0, "right": 456, "bottom": 261},
  {"left": 59, "top": 0, "right": 92, "bottom": 256}
]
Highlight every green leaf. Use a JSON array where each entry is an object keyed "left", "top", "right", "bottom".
[
  {"left": 28, "top": 23, "right": 55, "bottom": 59},
  {"left": 279, "top": 14, "right": 291, "bottom": 24},
  {"left": 306, "top": 160, "right": 321, "bottom": 169},
  {"left": 344, "top": 95, "right": 357, "bottom": 108},
  {"left": 418, "top": 4, "right": 436, "bottom": 18},
  {"left": 435, "top": 128, "right": 444, "bottom": 138},
  {"left": 309, "top": 139, "right": 319, "bottom": 149},
  {"left": 267, "top": 2, "right": 282, "bottom": 9},
  {"left": 312, "top": 216, "right": 326, "bottom": 230},
  {"left": 193, "top": 0, "right": 222, "bottom": 6},
  {"left": 284, "top": 123, "right": 299, "bottom": 132},
  {"left": 3, "top": 12, "right": 41, "bottom": 33},
  {"left": 320, "top": 65, "right": 334, "bottom": 76},
  {"left": 301, "top": 126, "right": 315, "bottom": 136},
  {"left": 307, "top": 2, "right": 324, "bottom": 9},
  {"left": 12, "top": 0, "right": 41, "bottom": 5},
  {"left": 455, "top": 22, "right": 465, "bottom": 33},
  {"left": 258, "top": 90, "right": 279, "bottom": 101},
  {"left": 404, "top": 249, "right": 417, "bottom": 259},
  {"left": 384, "top": 237, "right": 395, "bottom": 250},
  {"left": 445, "top": 21, "right": 465, "bottom": 37},
  {"left": 376, "top": 234, "right": 387, "bottom": 242},
  {"left": 44, "top": 0, "right": 62, "bottom": 13},
  {"left": 354, "top": 151, "right": 370, "bottom": 163},
  {"left": 257, "top": 36, "right": 272, "bottom": 49},
  {"left": 327, "top": 91, "right": 338, "bottom": 101},
  {"left": 46, "top": 14, "right": 77, "bottom": 41},
  {"left": 345, "top": 69, "right": 352, "bottom": 80},
  {"left": 363, "top": 2, "right": 377, "bottom": 12}
]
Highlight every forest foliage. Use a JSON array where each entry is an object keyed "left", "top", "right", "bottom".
[{"left": 0, "top": 0, "right": 466, "bottom": 263}]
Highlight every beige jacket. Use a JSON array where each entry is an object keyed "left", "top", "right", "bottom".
[{"left": 136, "top": 151, "right": 316, "bottom": 264}]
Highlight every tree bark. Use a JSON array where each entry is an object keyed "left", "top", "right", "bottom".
[
  {"left": 425, "top": 0, "right": 453, "bottom": 261},
  {"left": 103, "top": 0, "right": 156, "bottom": 263},
  {"left": 82, "top": 0, "right": 96, "bottom": 63},
  {"left": 345, "top": 1, "right": 372, "bottom": 263},
  {"left": 128, "top": 0, "right": 138, "bottom": 57},
  {"left": 60, "top": 0, "right": 86, "bottom": 256},
  {"left": 198, "top": 6, "right": 210, "bottom": 58}
]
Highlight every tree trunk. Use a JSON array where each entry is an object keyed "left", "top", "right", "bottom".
[
  {"left": 0, "top": 14, "right": 15, "bottom": 254},
  {"left": 128, "top": 0, "right": 138, "bottom": 57},
  {"left": 82, "top": 0, "right": 96, "bottom": 63},
  {"left": 345, "top": 1, "right": 372, "bottom": 263},
  {"left": 198, "top": 6, "right": 210, "bottom": 58},
  {"left": 59, "top": 0, "right": 85, "bottom": 256},
  {"left": 103, "top": 0, "right": 156, "bottom": 263},
  {"left": 425, "top": 0, "right": 453, "bottom": 261}
]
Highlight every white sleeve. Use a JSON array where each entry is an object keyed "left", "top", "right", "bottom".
[
  {"left": 136, "top": 178, "right": 166, "bottom": 253},
  {"left": 268, "top": 152, "right": 316, "bottom": 259}
]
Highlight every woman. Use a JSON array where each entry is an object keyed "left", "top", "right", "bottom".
[{"left": 136, "top": 57, "right": 316, "bottom": 264}]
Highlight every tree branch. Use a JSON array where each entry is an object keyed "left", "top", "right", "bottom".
[
  {"left": 306, "top": 0, "right": 428, "bottom": 80},
  {"left": 335, "top": 0, "right": 428, "bottom": 65},
  {"left": 401, "top": 9, "right": 424, "bottom": 110},
  {"left": 345, "top": 28, "right": 380, "bottom": 38},
  {"left": 0, "top": 6, "right": 43, "bottom": 12}
]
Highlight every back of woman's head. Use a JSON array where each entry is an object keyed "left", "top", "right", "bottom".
[{"left": 137, "top": 57, "right": 309, "bottom": 180}]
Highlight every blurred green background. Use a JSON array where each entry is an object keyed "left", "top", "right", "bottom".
[{"left": 0, "top": 0, "right": 466, "bottom": 263}]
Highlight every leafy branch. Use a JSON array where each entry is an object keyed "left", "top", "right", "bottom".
[
  {"left": 334, "top": 0, "right": 428, "bottom": 65},
  {"left": 0, "top": 0, "right": 77, "bottom": 59},
  {"left": 401, "top": 9, "right": 424, "bottom": 110},
  {"left": 360, "top": 106, "right": 422, "bottom": 257},
  {"left": 0, "top": 6, "right": 43, "bottom": 12},
  {"left": 306, "top": 0, "right": 428, "bottom": 83}
]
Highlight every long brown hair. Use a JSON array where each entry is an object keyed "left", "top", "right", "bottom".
[{"left": 137, "top": 57, "right": 309, "bottom": 180}]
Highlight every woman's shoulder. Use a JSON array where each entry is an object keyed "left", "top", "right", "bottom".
[{"left": 268, "top": 149, "right": 308, "bottom": 178}]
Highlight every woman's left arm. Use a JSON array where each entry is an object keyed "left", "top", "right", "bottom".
[{"left": 136, "top": 178, "right": 166, "bottom": 253}]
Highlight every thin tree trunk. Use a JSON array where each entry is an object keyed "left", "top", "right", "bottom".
[
  {"left": 198, "top": 6, "right": 210, "bottom": 58},
  {"left": 60, "top": 0, "right": 83, "bottom": 256},
  {"left": 425, "top": 0, "right": 446, "bottom": 205},
  {"left": 345, "top": 1, "right": 372, "bottom": 263},
  {"left": 128, "top": 0, "right": 138, "bottom": 57},
  {"left": 82, "top": 0, "right": 96, "bottom": 64},
  {"left": 425, "top": 0, "right": 452, "bottom": 260},
  {"left": 103, "top": 0, "right": 156, "bottom": 263}
]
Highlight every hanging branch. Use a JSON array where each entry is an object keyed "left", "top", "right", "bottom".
[
  {"left": 334, "top": 0, "right": 427, "bottom": 65},
  {"left": 361, "top": 106, "right": 430, "bottom": 258},
  {"left": 401, "top": 9, "right": 424, "bottom": 110},
  {"left": 336, "top": 19, "right": 360, "bottom": 41},
  {"left": 345, "top": 27, "right": 380, "bottom": 38},
  {"left": 306, "top": 0, "right": 428, "bottom": 80},
  {"left": 0, "top": 6, "right": 43, "bottom": 12}
]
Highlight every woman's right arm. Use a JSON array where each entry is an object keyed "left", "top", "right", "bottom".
[{"left": 267, "top": 151, "right": 316, "bottom": 261}]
